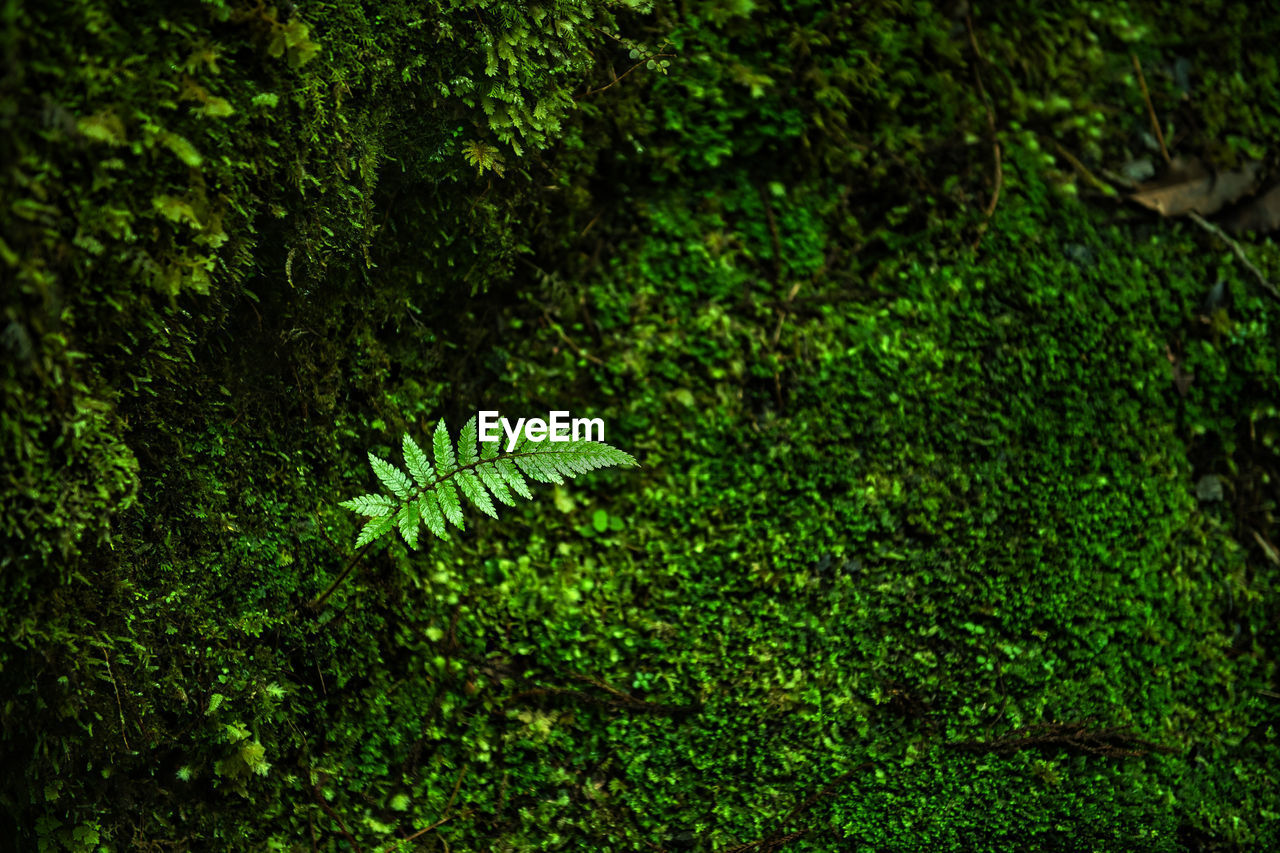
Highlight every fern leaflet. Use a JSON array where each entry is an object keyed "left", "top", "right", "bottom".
[{"left": 339, "top": 415, "right": 637, "bottom": 549}]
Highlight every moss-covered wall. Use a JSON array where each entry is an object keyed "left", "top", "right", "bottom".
[{"left": 2, "top": 0, "right": 1278, "bottom": 850}]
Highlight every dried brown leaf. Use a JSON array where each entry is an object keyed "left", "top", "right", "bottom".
[{"left": 1131, "top": 158, "right": 1262, "bottom": 217}]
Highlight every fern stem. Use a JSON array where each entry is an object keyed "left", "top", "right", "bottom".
[{"left": 306, "top": 540, "right": 376, "bottom": 612}]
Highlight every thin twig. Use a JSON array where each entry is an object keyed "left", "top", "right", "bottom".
[
  {"left": 982, "top": 132, "right": 1003, "bottom": 221},
  {"left": 950, "top": 718, "right": 1174, "bottom": 758},
  {"left": 313, "top": 779, "right": 364, "bottom": 852},
  {"left": 576, "top": 52, "right": 675, "bottom": 99},
  {"left": 755, "top": 184, "right": 799, "bottom": 404},
  {"left": 102, "top": 645, "right": 130, "bottom": 751},
  {"left": 572, "top": 674, "right": 636, "bottom": 701},
  {"left": 466, "top": 179, "right": 493, "bottom": 217},
  {"left": 965, "top": 12, "right": 1002, "bottom": 247},
  {"left": 1187, "top": 212, "right": 1280, "bottom": 301},
  {"left": 770, "top": 282, "right": 802, "bottom": 347},
  {"left": 1049, "top": 140, "right": 1117, "bottom": 195},
  {"left": 1132, "top": 53, "right": 1171, "bottom": 167},
  {"left": 1099, "top": 167, "right": 1139, "bottom": 190},
  {"left": 383, "top": 768, "right": 469, "bottom": 851},
  {"left": 313, "top": 512, "right": 347, "bottom": 557},
  {"left": 306, "top": 540, "right": 377, "bottom": 612},
  {"left": 578, "top": 209, "right": 603, "bottom": 239}
]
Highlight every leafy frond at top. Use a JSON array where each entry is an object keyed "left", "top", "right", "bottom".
[{"left": 340, "top": 415, "right": 637, "bottom": 549}]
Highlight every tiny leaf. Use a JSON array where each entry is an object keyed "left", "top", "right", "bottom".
[{"left": 496, "top": 458, "right": 533, "bottom": 500}]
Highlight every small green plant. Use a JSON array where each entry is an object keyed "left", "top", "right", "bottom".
[
  {"left": 311, "top": 415, "right": 636, "bottom": 611},
  {"left": 461, "top": 140, "right": 506, "bottom": 177},
  {"left": 340, "top": 415, "right": 637, "bottom": 550}
]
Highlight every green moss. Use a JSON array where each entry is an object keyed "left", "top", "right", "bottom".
[{"left": 3, "top": 0, "right": 1279, "bottom": 849}]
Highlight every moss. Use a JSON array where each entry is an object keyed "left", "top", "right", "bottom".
[{"left": 3, "top": 0, "right": 1279, "bottom": 849}]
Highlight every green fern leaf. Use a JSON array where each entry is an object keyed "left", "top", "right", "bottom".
[
  {"left": 458, "top": 415, "right": 480, "bottom": 467},
  {"left": 402, "top": 434, "right": 435, "bottom": 489},
  {"left": 542, "top": 454, "right": 581, "bottom": 479},
  {"left": 495, "top": 458, "right": 533, "bottom": 500},
  {"left": 339, "top": 494, "right": 395, "bottom": 517},
  {"left": 514, "top": 451, "right": 563, "bottom": 485},
  {"left": 369, "top": 452, "right": 414, "bottom": 499},
  {"left": 461, "top": 140, "right": 504, "bottom": 176},
  {"left": 475, "top": 462, "right": 515, "bottom": 506},
  {"left": 339, "top": 418, "right": 637, "bottom": 550},
  {"left": 435, "top": 477, "right": 465, "bottom": 530},
  {"left": 356, "top": 513, "right": 397, "bottom": 548},
  {"left": 397, "top": 500, "right": 421, "bottom": 549},
  {"left": 456, "top": 469, "right": 498, "bottom": 518},
  {"left": 432, "top": 418, "right": 457, "bottom": 476},
  {"left": 542, "top": 439, "right": 637, "bottom": 471},
  {"left": 416, "top": 493, "right": 447, "bottom": 541}
]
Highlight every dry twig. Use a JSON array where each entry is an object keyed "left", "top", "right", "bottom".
[
  {"left": 313, "top": 778, "right": 365, "bottom": 852},
  {"left": 966, "top": 11, "right": 1003, "bottom": 246},
  {"left": 1187, "top": 212, "right": 1280, "bottom": 301},
  {"left": 1132, "top": 53, "right": 1172, "bottom": 167},
  {"left": 1049, "top": 140, "right": 1116, "bottom": 196},
  {"left": 101, "top": 644, "right": 130, "bottom": 751},
  {"left": 576, "top": 50, "right": 675, "bottom": 99},
  {"left": 382, "top": 768, "right": 469, "bottom": 851},
  {"left": 950, "top": 719, "right": 1175, "bottom": 759}
]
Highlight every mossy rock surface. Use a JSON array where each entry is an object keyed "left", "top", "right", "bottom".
[{"left": 3, "top": 0, "right": 1278, "bottom": 850}]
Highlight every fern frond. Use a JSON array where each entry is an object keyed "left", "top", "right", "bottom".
[
  {"left": 435, "top": 476, "right": 465, "bottom": 530},
  {"left": 356, "top": 513, "right": 397, "bottom": 548},
  {"left": 432, "top": 418, "right": 457, "bottom": 476},
  {"left": 396, "top": 501, "right": 420, "bottom": 550},
  {"left": 402, "top": 434, "right": 435, "bottom": 489},
  {"left": 495, "top": 457, "right": 533, "bottom": 500},
  {"left": 368, "top": 452, "right": 414, "bottom": 499},
  {"left": 339, "top": 494, "right": 395, "bottom": 517},
  {"left": 417, "top": 492, "right": 447, "bottom": 541},
  {"left": 460, "top": 140, "right": 505, "bottom": 177},
  {"left": 458, "top": 417, "right": 480, "bottom": 467},
  {"left": 340, "top": 415, "right": 637, "bottom": 549},
  {"left": 456, "top": 468, "right": 497, "bottom": 519}
]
